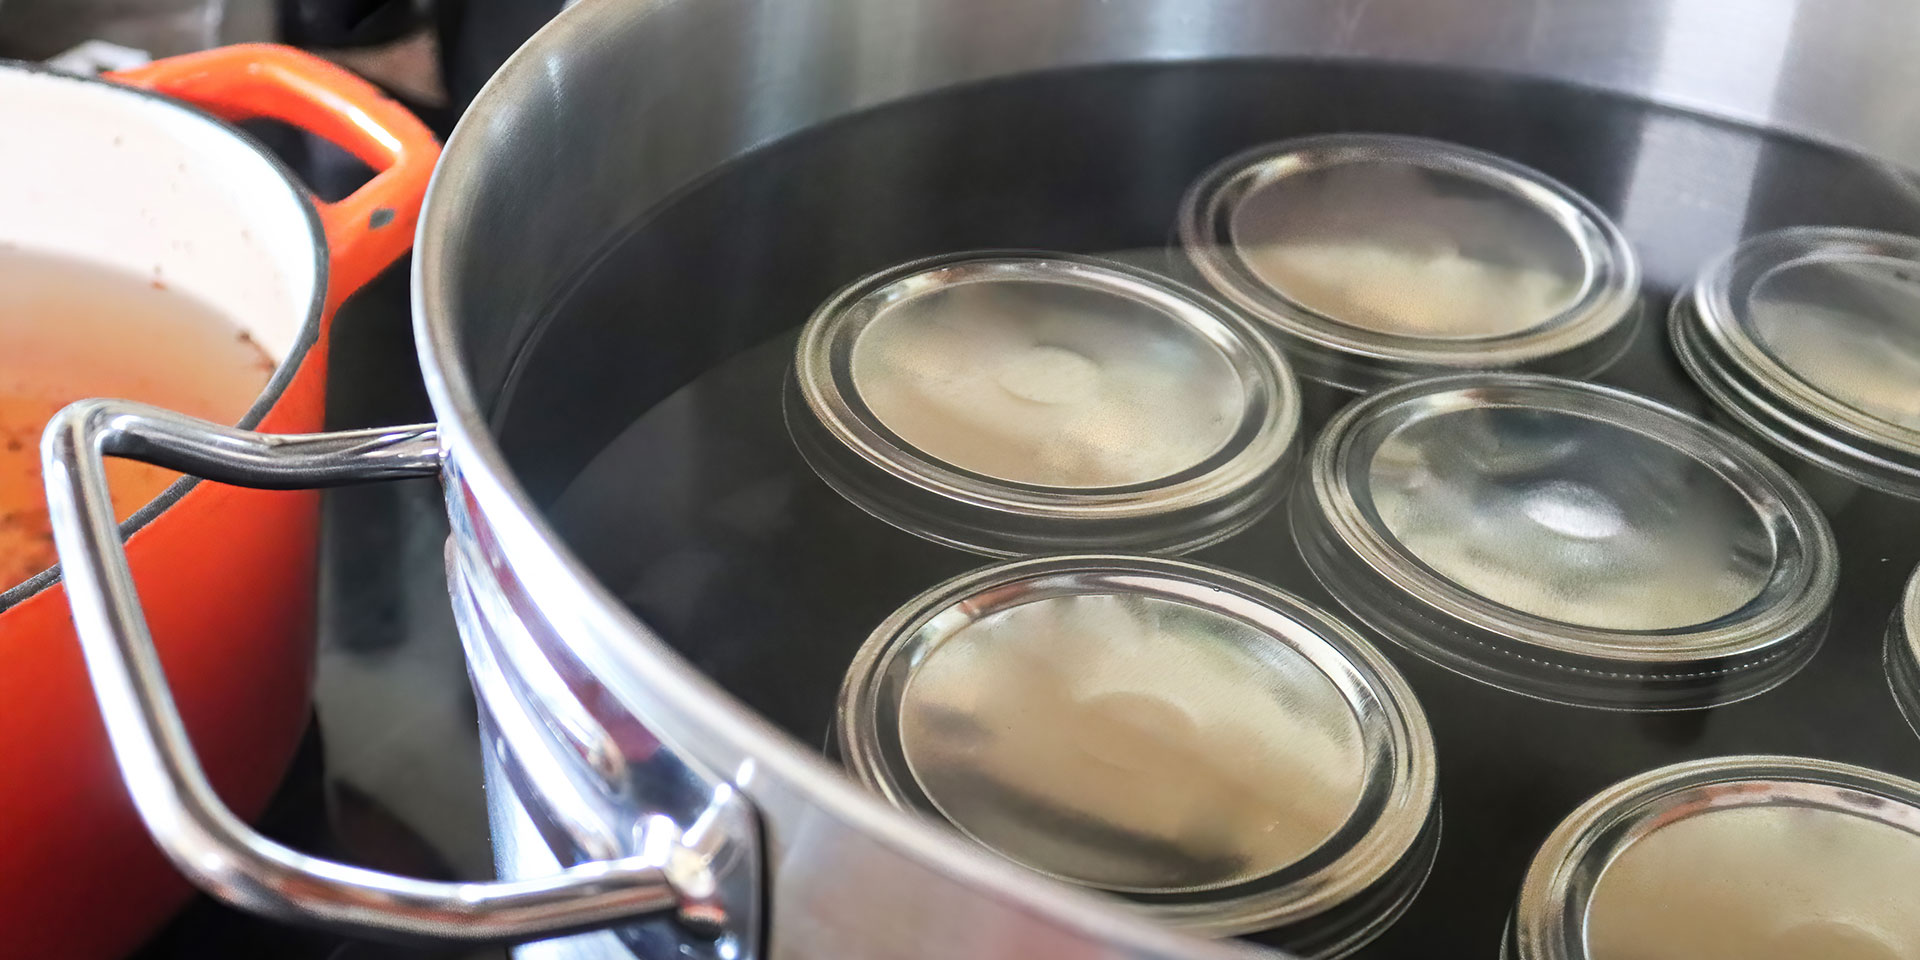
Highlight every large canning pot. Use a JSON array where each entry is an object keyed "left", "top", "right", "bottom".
[
  {"left": 0, "top": 45, "right": 436, "bottom": 959},
  {"left": 36, "top": 2, "right": 1920, "bottom": 959}
]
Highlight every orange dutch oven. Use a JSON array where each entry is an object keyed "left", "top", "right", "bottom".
[{"left": 0, "top": 45, "right": 437, "bottom": 958}]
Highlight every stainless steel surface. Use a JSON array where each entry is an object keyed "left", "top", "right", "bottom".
[
  {"left": 1293, "top": 373, "right": 1837, "bottom": 710},
  {"left": 394, "top": 1, "right": 1920, "bottom": 958},
  {"left": 791, "top": 252, "right": 1300, "bottom": 556},
  {"left": 1177, "top": 135, "right": 1639, "bottom": 390},
  {"left": 39, "top": 399, "right": 749, "bottom": 946},
  {"left": 1509, "top": 756, "right": 1920, "bottom": 960},
  {"left": 1672, "top": 227, "right": 1920, "bottom": 499},
  {"left": 488, "top": 747, "right": 652, "bottom": 960},
  {"left": 836, "top": 556, "right": 1435, "bottom": 951},
  {"left": 1891, "top": 568, "right": 1920, "bottom": 741},
  {"left": 448, "top": 532, "right": 763, "bottom": 960}
]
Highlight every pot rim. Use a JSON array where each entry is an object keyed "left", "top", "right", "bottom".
[
  {"left": 0, "top": 59, "right": 328, "bottom": 614},
  {"left": 410, "top": 25, "right": 1251, "bottom": 960}
]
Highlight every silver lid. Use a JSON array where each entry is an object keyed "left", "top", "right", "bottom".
[
  {"left": 1890, "top": 566, "right": 1920, "bottom": 741},
  {"left": 1293, "top": 373, "right": 1838, "bottom": 710},
  {"left": 1511, "top": 756, "right": 1920, "bottom": 960},
  {"left": 790, "top": 252, "right": 1302, "bottom": 556},
  {"left": 837, "top": 555, "right": 1437, "bottom": 953},
  {"left": 1673, "top": 226, "right": 1920, "bottom": 499},
  {"left": 1177, "top": 135, "right": 1640, "bottom": 391}
]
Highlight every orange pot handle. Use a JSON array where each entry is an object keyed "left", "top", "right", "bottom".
[{"left": 111, "top": 44, "right": 440, "bottom": 308}]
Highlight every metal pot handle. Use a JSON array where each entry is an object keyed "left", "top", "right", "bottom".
[{"left": 42, "top": 400, "right": 736, "bottom": 945}]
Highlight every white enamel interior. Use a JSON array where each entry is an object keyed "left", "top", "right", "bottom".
[{"left": 0, "top": 66, "right": 320, "bottom": 363}]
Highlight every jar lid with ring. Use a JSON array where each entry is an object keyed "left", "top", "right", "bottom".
[
  {"left": 1292, "top": 373, "right": 1838, "bottom": 710},
  {"left": 1177, "top": 134, "right": 1641, "bottom": 392},
  {"left": 1672, "top": 226, "right": 1920, "bottom": 500},
  {"left": 789, "top": 251, "right": 1302, "bottom": 556},
  {"left": 1509, "top": 756, "right": 1920, "bottom": 960},
  {"left": 837, "top": 555, "right": 1438, "bottom": 959}
]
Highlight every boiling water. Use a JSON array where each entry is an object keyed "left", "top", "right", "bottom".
[
  {"left": 0, "top": 247, "right": 273, "bottom": 587},
  {"left": 500, "top": 62, "right": 1920, "bottom": 958}
]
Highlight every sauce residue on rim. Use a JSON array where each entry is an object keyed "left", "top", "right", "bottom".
[{"left": 0, "top": 246, "right": 274, "bottom": 588}]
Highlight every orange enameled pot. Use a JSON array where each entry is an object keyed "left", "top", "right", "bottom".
[{"left": 0, "top": 45, "right": 437, "bottom": 958}]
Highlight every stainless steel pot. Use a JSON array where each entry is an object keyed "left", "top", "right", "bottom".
[{"left": 41, "top": 1, "right": 1920, "bottom": 958}]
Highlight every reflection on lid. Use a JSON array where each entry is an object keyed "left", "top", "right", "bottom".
[
  {"left": 851, "top": 277, "right": 1246, "bottom": 488},
  {"left": 792, "top": 254, "right": 1302, "bottom": 556},
  {"left": 1516, "top": 761, "right": 1920, "bottom": 960},
  {"left": 1588, "top": 802, "right": 1920, "bottom": 960},
  {"left": 1230, "top": 160, "right": 1584, "bottom": 338},
  {"left": 1179, "top": 135, "right": 1639, "bottom": 391},
  {"left": 1363, "top": 403, "right": 1776, "bottom": 632},
  {"left": 839, "top": 557, "right": 1437, "bottom": 945},
  {"left": 1295, "top": 374, "right": 1837, "bottom": 710},
  {"left": 1747, "top": 253, "right": 1920, "bottom": 432},
  {"left": 1674, "top": 227, "right": 1920, "bottom": 499},
  {"left": 899, "top": 591, "right": 1365, "bottom": 892}
]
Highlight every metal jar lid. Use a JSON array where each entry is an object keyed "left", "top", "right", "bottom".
[
  {"left": 1890, "top": 566, "right": 1920, "bottom": 741},
  {"left": 837, "top": 555, "right": 1438, "bottom": 956},
  {"left": 1672, "top": 226, "right": 1920, "bottom": 499},
  {"left": 1509, "top": 756, "right": 1920, "bottom": 960},
  {"left": 1176, "top": 134, "right": 1640, "bottom": 391},
  {"left": 790, "top": 252, "right": 1302, "bottom": 556},
  {"left": 1292, "top": 373, "right": 1838, "bottom": 710}
]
